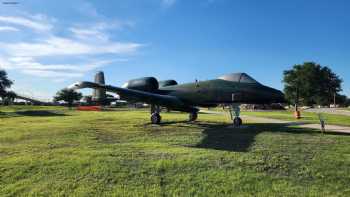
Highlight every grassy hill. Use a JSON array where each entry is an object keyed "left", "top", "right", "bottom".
[{"left": 1, "top": 106, "right": 350, "bottom": 196}]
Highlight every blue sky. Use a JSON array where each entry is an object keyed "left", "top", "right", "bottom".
[{"left": 0, "top": 0, "right": 349, "bottom": 100}]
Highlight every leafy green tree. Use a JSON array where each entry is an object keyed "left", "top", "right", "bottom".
[
  {"left": 283, "top": 62, "right": 342, "bottom": 107},
  {"left": 0, "top": 69, "right": 13, "bottom": 104},
  {"left": 82, "top": 95, "right": 93, "bottom": 105},
  {"left": 335, "top": 94, "right": 348, "bottom": 107},
  {"left": 2, "top": 91, "right": 17, "bottom": 105},
  {"left": 317, "top": 66, "right": 343, "bottom": 105},
  {"left": 346, "top": 98, "right": 350, "bottom": 107},
  {"left": 54, "top": 88, "right": 82, "bottom": 108}
]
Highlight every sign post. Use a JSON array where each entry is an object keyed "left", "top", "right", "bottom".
[{"left": 318, "top": 113, "right": 326, "bottom": 134}]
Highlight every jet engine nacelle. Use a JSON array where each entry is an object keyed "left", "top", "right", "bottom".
[
  {"left": 122, "top": 77, "right": 159, "bottom": 92},
  {"left": 158, "top": 80, "right": 178, "bottom": 87}
]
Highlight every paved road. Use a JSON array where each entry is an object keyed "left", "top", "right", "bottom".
[
  {"left": 305, "top": 108, "right": 350, "bottom": 116},
  {"left": 242, "top": 115, "right": 350, "bottom": 134}
]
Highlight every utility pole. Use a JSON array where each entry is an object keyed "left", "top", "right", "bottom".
[{"left": 333, "top": 92, "right": 336, "bottom": 108}]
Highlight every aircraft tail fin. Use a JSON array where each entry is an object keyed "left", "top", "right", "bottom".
[{"left": 92, "top": 71, "right": 107, "bottom": 101}]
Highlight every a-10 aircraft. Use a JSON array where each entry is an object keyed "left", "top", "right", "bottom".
[{"left": 69, "top": 72, "right": 284, "bottom": 126}]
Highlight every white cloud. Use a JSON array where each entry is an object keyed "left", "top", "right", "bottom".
[
  {"left": 69, "top": 25, "right": 109, "bottom": 41},
  {"left": 69, "top": 21, "right": 134, "bottom": 41},
  {"left": 10, "top": 85, "right": 55, "bottom": 102},
  {"left": 0, "top": 15, "right": 52, "bottom": 32},
  {"left": 161, "top": 0, "right": 177, "bottom": 8},
  {"left": 0, "top": 26, "right": 19, "bottom": 32},
  {"left": 0, "top": 4, "right": 143, "bottom": 100},
  {"left": 3, "top": 55, "right": 125, "bottom": 79},
  {"left": 0, "top": 11, "right": 142, "bottom": 84},
  {"left": 22, "top": 69, "right": 84, "bottom": 78},
  {"left": 1, "top": 36, "right": 142, "bottom": 57},
  {"left": 0, "top": 57, "right": 11, "bottom": 69}
]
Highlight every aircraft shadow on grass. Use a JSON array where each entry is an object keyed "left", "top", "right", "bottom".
[
  {"left": 198, "top": 123, "right": 350, "bottom": 152},
  {"left": 0, "top": 110, "right": 68, "bottom": 118},
  {"left": 154, "top": 121, "right": 350, "bottom": 152},
  {"left": 16, "top": 110, "right": 68, "bottom": 117}
]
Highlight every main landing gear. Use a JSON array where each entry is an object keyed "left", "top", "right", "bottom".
[
  {"left": 150, "top": 105, "right": 199, "bottom": 124},
  {"left": 151, "top": 113, "right": 161, "bottom": 124},
  {"left": 150, "top": 105, "right": 161, "bottom": 124},
  {"left": 229, "top": 104, "right": 242, "bottom": 127}
]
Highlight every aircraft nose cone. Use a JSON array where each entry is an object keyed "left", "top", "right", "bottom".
[
  {"left": 265, "top": 86, "right": 285, "bottom": 103},
  {"left": 274, "top": 89, "right": 286, "bottom": 103}
]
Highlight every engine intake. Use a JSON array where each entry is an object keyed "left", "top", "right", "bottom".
[{"left": 123, "top": 77, "right": 159, "bottom": 92}]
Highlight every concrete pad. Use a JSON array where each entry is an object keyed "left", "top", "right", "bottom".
[
  {"left": 299, "top": 124, "right": 350, "bottom": 134},
  {"left": 242, "top": 115, "right": 350, "bottom": 134}
]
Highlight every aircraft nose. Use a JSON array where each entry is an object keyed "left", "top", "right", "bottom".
[
  {"left": 264, "top": 86, "right": 285, "bottom": 103},
  {"left": 274, "top": 89, "right": 286, "bottom": 103}
]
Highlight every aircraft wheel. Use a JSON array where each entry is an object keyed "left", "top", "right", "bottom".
[
  {"left": 189, "top": 112, "right": 198, "bottom": 122},
  {"left": 151, "top": 113, "right": 161, "bottom": 124},
  {"left": 233, "top": 117, "right": 242, "bottom": 127}
]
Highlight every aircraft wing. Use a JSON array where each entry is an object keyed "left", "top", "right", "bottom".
[{"left": 68, "top": 81, "right": 194, "bottom": 111}]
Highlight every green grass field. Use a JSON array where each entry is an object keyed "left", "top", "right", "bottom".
[{"left": 1, "top": 106, "right": 350, "bottom": 196}]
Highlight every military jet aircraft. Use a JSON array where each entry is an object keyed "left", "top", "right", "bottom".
[{"left": 69, "top": 72, "right": 284, "bottom": 126}]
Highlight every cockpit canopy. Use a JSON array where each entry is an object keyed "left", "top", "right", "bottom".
[{"left": 218, "top": 73, "right": 260, "bottom": 84}]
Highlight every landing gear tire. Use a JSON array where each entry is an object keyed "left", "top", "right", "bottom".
[
  {"left": 233, "top": 117, "right": 242, "bottom": 127},
  {"left": 151, "top": 113, "right": 161, "bottom": 124},
  {"left": 189, "top": 112, "right": 198, "bottom": 122}
]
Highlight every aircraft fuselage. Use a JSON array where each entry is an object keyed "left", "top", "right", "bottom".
[{"left": 159, "top": 79, "right": 284, "bottom": 107}]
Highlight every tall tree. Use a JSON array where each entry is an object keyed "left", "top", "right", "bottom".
[
  {"left": 0, "top": 69, "right": 13, "bottom": 103},
  {"left": 2, "top": 91, "right": 17, "bottom": 105},
  {"left": 346, "top": 98, "right": 350, "bottom": 107},
  {"left": 320, "top": 66, "right": 342, "bottom": 105},
  {"left": 283, "top": 62, "right": 342, "bottom": 107},
  {"left": 335, "top": 94, "right": 349, "bottom": 107},
  {"left": 54, "top": 88, "right": 82, "bottom": 108}
]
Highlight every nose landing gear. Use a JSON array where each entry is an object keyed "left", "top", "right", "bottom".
[
  {"left": 233, "top": 117, "right": 242, "bottom": 127},
  {"left": 189, "top": 112, "right": 198, "bottom": 122},
  {"left": 229, "top": 104, "right": 242, "bottom": 127}
]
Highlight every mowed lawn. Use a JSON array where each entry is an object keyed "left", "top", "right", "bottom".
[{"left": 1, "top": 106, "right": 350, "bottom": 196}]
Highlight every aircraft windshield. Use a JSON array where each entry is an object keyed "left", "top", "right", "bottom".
[{"left": 218, "top": 73, "right": 260, "bottom": 84}]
